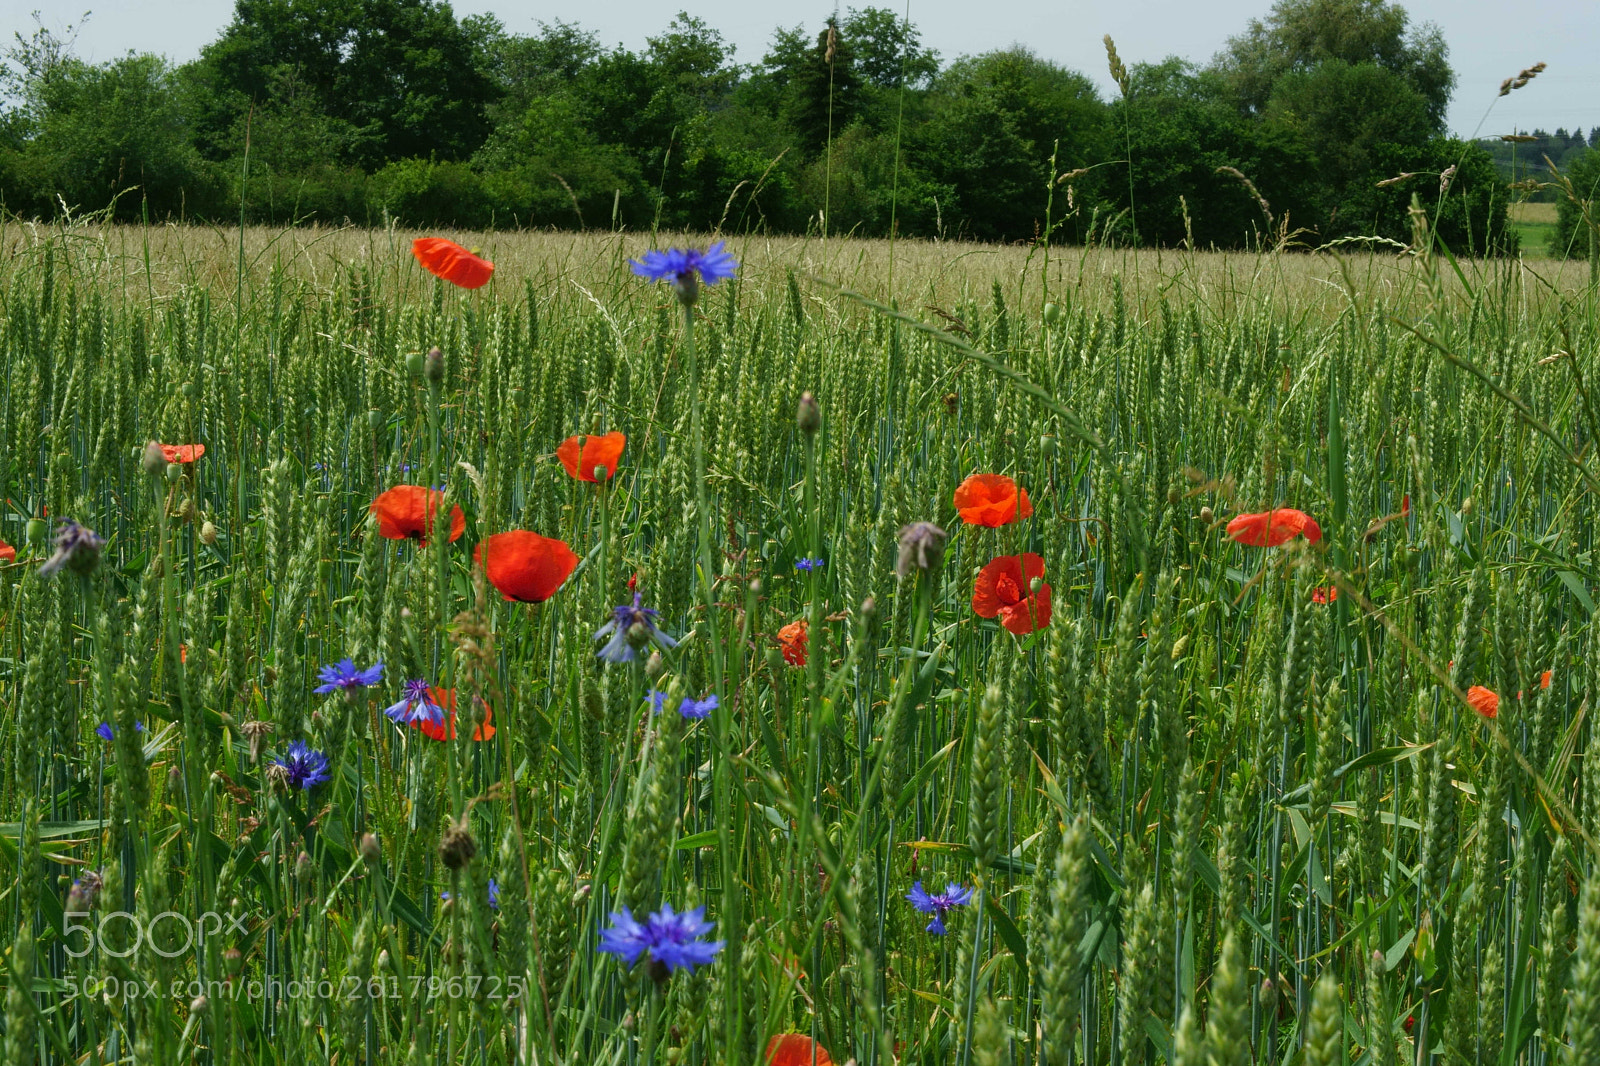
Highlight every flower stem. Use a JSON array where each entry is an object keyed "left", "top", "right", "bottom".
[{"left": 682, "top": 301, "right": 742, "bottom": 1060}]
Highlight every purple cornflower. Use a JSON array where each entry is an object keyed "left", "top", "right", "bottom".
[
  {"left": 384, "top": 679, "right": 444, "bottom": 726},
  {"left": 598, "top": 904, "right": 724, "bottom": 979},
  {"left": 94, "top": 721, "right": 145, "bottom": 742},
  {"left": 37, "top": 520, "right": 105, "bottom": 578},
  {"left": 274, "top": 740, "right": 331, "bottom": 791},
  {"left": 906, "top": 881, "right": 975, "bottom": 935},
  {"left": 595, "top": 593, "right": 678, "bottom": 664},
  {"left": 794, "top": 557, "right": 825, "bottom": 572},
  {"left": 629, "top": 243, "right": 738, "bottom": 305},
  {"left": 314, "top": 658, "right": 384, "bottom": 695}
]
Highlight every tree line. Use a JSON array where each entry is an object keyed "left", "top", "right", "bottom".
[{"left": 1, "top": 0, "right": 1584, "bottom": 253}]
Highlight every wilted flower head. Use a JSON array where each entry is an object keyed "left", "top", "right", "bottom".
[
  {"left": 241, "top": 719, "right": 275, "bottom": 763},
  {"left": 37, "top": 520, "right": 105, "bottom": 578},
  {"left": 595, "top": 593, "right": 678, "bottom": 664},
  {"left": 906, "top": 881, "right": 974, "bottom": 935},
  {"left": 629, "top": 243, "right": 738, "bottom": 305},
  {"left": 896, "top": 522, "right": 948, "bottom": 579},
  {"left": 273, "top": 741, "right": 331, "bottom": 791},
  {"left": 66, "top": 871, "right": 103, "bottom": 913},
  {"left": 314, "top": 658, "right": 384, "bottom": 695},
  {"left": 598, "top": 903, "right": 724, "bottom": 982}
]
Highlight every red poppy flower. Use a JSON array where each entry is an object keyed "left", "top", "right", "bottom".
[
  {"left": 370, "top": 486, "right": 465, "bottom": 545},
  {"left": 161, "top": 443, "right": 205, "bottom": 463},
  {"left": 767, "top": 1034, "right": 835, "bottom": 1066},
  {"left": 1466, "top": 685, "right": 1499, "bottom": 720},
  {"left": 1401, "top": 494, "right": 1412, "bottom": 516},
  {"left": 411, "top": 237, "right": 494, "bottom": 289},
  {"left": 557, "top": 432, "right": 627, "bottom": 482},
  {"left": 1225, "top": 508, "right": 1323, "bottom": 548},
  {"left": 953, "top": 473, "right": 1034, "bottom": 527},
  {"left": 0, "top": 540, "right": 13, "bottom": 563},
  {"left": 1311, "top": 585, "right": 1338, "bottom": 604},
  {"left": 475, "top": 531, "right": 578, "bottom": 603},
  {"left": 972, "top": 553, "right": 1053, "bottom": 635},
  {"left": 415, "top": 687, "right": 496, "bottom": 741},
  {"left": 778, "top": 620, "right": 808, "bottom": 666},
  {"left": 1542, "top": 669, "right": 1553, "bottom": 690}
]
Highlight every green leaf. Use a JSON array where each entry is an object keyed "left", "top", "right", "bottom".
[{"left": 984, "top": 895, "right": 1030, "bottom": 985}]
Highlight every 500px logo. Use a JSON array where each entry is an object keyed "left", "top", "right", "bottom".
[{"left": 63, "top": 911, "right": 249, "bottom": 959}]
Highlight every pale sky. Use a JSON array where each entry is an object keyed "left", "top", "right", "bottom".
[{"left": 5, "top": 0, "right": 1597, "bottom": 139}]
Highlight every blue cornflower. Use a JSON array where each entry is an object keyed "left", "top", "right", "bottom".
[
  {"left": 441, "top": 878, "right": 501, "bottom": 910},
  {"left": 629, "top": 243, "right": 738, "bottom": 305},
  {"left": 794, "top": 557, "right": 825, "bottom": 572},
  {"left": 314, "top": 658, "right": 384, "bottom": 695},
  {"left": 94, "top": 721, "right": 145, "bottom": 742},
  {"left": 598, "top": 904, "right": 724, "bottom": 978},
  {"left": 595, "top": 593, "right": 678, "bottom": 664},
  {"left": 37, "top": 520, "right": 106, "bottom": 578},
  {"left": 647, "top": 690, "right": 718, "bottom": 720},
  {"left": 384, "top": 679, "right": 444, "bottom": 726},
  {"left": 906, "top": 881, "right": 975, "bottom": 936},
  {"left": 274, "top": 740, "right": 331, "bottom": 791},
  {"left": 680, "top": 694, "right": 717, "bottom": 720}
]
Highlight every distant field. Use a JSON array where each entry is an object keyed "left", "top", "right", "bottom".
[{"left": 1509, "top": 200, "right": 1558, "bottom": 256}]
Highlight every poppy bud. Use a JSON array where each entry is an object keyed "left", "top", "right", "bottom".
[
  {"left": 439, "top": 820, "right": 477, "bottom": 869},
  {"left": 200, "top": 520, "right": 218, "bottom": 546},
  {"left": 1461, "top": 496, "right": 1473, "bottom": 516},
  {"left": 190, "top": 995, "right": 208, "bottom": 1016},
  {"left": 178, "top": 498, "right": 196, "bottom": 522},
  {"left": 1168, "top": 486, "right": 1182, "bottom": 506},
  {"left": 166, "top": 462, "right": 183, "bottom": 483},
  {"left": 1043, "top": 302, "right": 1061, "bottom": 325},
  {"left": 263, "top": 666, "right": 277, "bottom": 686},
  {"left": 224, "top": 947, "right": 243, "bottom": 975},
  {"left": 1199, "top": 506, "right": 1214, "bottom": 525},
  {"left": 861, "top": 596, "right": 877, "bottom": 624},
  {"left": 360, "top": 833, "right": 381, "bottom": 864},
  {"left": 295, "top": 851, "right": 314, "bottom": 883},
  {"left": 141, "top": 440, "right": 168, "bottom": 476},
  {"left": 796, "top": 392, "right": 821, "bottom": 436},
  {"left": 377, "top": 948, "right": 392, "bottom": 971},
  {"left": 645, "top": 651, "right": 665, "bottom": 681},
  {"left": 424, "top": 346, "right": 445, "bottom": 382}
]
